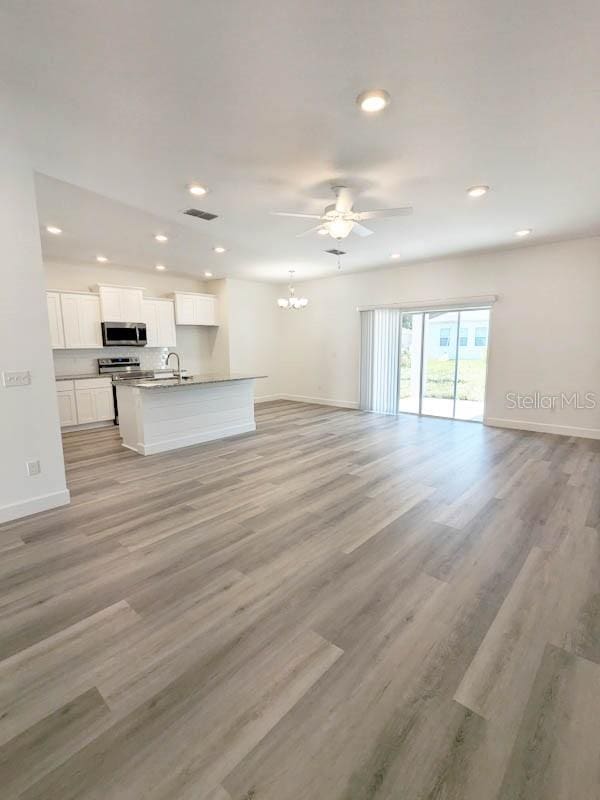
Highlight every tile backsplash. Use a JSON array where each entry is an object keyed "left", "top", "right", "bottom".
[{"left": 53, "top": 347, "right": 170, "bottom": 377}]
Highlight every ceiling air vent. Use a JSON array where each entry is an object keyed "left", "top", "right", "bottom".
[
  {"left": 325, "top": 248, "right": 346, "bottom": 256},
  {"left": 183, "top": 208, "right": 218, "bottom": 221}
]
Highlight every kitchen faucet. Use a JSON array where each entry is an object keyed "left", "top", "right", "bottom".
[{"left": 166, "top": 351, "right": 182, "bottom": 383}]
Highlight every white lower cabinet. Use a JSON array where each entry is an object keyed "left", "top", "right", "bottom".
[
  {"left": 57, "top": 378, "right": 114, "bottom": 427},
  {"left": 93, "top": 385, "right": 115, "bottom": 421},
  {"left": 74, "top": 388, "right": 96, "bottom": 424},
  {"left": 56, "top": 382, "right": 78, "bottom": 426}
]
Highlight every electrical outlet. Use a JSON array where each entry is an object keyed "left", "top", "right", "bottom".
[
  {"left": 2, "top": 370, "right": 31, "bottom": 387},
  {"left": 26, "top": 459, "right": 41, "bottom": 477}
]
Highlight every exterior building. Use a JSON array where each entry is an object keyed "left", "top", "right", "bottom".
[{"left": 426, "top": 313, "right": 489, "bottom": 360}]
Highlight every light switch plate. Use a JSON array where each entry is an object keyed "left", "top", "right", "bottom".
[
  {"left": 2, "top": 370, "right": 31, "bottom": 387},
  {"left": 26, "top": 459, "right": 41, "bottom": 476}
]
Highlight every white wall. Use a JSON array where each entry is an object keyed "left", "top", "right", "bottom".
[
  {"left": 44, "top": 261, "right": 214, "bottom": 375},
  {"left": 279, "top": 238, "right": 600, "bottom": 438},
  {"left": 0, "top": 113, "right": 69, "bottom": 522},
  {"left": 206, "top": 279, "right": 231, "bottom": 375},
  {"left": 227, "top": 279, "right": 282, "bottom": 400},
  {"left": 44, "top": 260, "right": 206, "bottom": 296}
]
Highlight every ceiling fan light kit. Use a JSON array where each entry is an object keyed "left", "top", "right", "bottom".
[
  {"left": 326, "top": 217, "right": 355, "bottom": 239},
  {"left": 277, "top": 270, "right": 308, "bottom": 310},
  {"left": 272, "top": 185, "right": 412, "bottom": 241}
]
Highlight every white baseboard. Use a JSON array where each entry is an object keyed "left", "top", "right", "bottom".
[
  {"left": 0, "top": 488, "right": 71, "bottom": 525},
  {"left": 254, "top": 395, "right": 282, "bottom": 404},
  {"left": 485, "top": 416, "right": 600, "bottom": 440},
  {"left": 62, "top": 420, "right": 115, "bottom": 432},
  {"left": 279, "top": 394, "right": 359, "bottom": 410}
]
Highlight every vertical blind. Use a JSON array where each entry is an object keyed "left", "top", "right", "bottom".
[{"left": 359, "top": 308, "right": 401, "bottom": 414}]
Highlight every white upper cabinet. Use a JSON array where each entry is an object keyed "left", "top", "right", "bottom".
[
  {"left": 172, "top": 292, "right": 218, "bottom": 326},
  {"left": 46, "top": 292, "right": 65, "bottom": 349},
  {"left": 60, "top": 293, "right": 103, "bottom": 349},
  {"left": 143, "top": 298, "right": 177, "bottom": 347},
  {"left": 97, "top": 285, "right": 144, "bottom": 322}
]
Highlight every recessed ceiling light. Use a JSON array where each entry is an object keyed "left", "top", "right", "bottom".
[
  {"left": 213, "top": 246, "right": 226, "bottom": 253},
  {"left": 46, "top": 225, "right": 62, "bottom": 235},
  {"left": 204, "top": 271, "right": 213, "bottom": 278},
  {"left": 391, "top": 253, "right": 401, "bottom": 259},
  {"left": 96, "top": 255, "right": 108, "bottom": 263},
  {"left": 155, "top": 234, "right": 168, "bottom": 242},
  {"left": 188, "top": 184, "right": 208, "bottom": 196},
  {"left": 317, "top": 228, "right": 329, "bottom": 236},
  {"left": 155, "top": 264, "right": 166, "bottom": 271},
  {"left": 515, "top": 228, "right": 532, "bottom": 237},
  {"left": 467, "top": 185, "right": 490, "bottom": 197},
  {"left": 356, "top": 89, "right": 391, "bottom": 113}
]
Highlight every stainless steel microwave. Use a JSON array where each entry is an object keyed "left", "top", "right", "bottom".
[{"left": 101, "top": 321, "right": 147, "bottom": 347}]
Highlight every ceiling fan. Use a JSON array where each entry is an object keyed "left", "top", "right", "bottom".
[{"left": 272, "top": 185, "right": 412, "bottom": 240}]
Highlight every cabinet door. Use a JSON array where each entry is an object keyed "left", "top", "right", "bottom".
[
  {"left": 157, "top": 301, "right": 177, "bottom": 346},
  {"left": 99, "top": 287, "right": 123, "bottom": 321},
  {"left": 121, "top": 290, "right": 144, "bottom": 322},
  {"left": 78, "top": 295, "right": 103, "bottom": 347},
  {"left": 60, "top": 294, "right": 101, "bottom": 348},
  {"left": 57, "top": 390, "right": 77, "bottom": 426},
  {"left": 75, "top": 388, "right": 96, "bottom": 423},
  {"left": 60, "top": 294, "right": 82, "bottom": 348},
  {"left": 47, "top": 293, "right": 65, "bottom": 348},
  {"left": 175, "top": 293, "right": 196, "bottom": 325},
  {"left": 194, "top": 294, "right": 218, "bottom": 325},
  {"left": 143, "top": 300, "right": 159, "bottom": 347},
  {"left": 93, "top": 386, "right": 115, "bottom": 421}
]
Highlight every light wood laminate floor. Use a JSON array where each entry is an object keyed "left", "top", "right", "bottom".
[{"left": 1, "top": 401, "right": 599, "bottom": 799}]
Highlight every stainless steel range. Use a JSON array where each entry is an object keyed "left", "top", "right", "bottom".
[{"left": 97, "top": 357, "right": 173, "bottom": 423}]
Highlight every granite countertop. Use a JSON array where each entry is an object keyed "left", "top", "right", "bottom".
[
  {"left": 56, "top": 370, "right": 177, "bottom": 382},
  {"left": 55, "top": 374, "right": 107, "bottom": 381},
  {"left": 119, "top": 373, "right": 267, "bottom": 389}
]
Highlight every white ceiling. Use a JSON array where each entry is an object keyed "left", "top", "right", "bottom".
[
  {"left": 35, "top": 174, "right": 226, "bottom": 279},
  {"left": 3, "top": 0, "right": 600, "bottom": 281}
]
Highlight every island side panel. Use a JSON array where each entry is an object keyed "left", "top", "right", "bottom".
[
  {"left": 116, "top": 385, "right": 146, "bottom": 454},
  {"left": 136, "top": 378, "right": 256, "bottom": 455}
]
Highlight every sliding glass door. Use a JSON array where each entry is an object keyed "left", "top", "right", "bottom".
[
  {"left": 421, "top": 311, "right": 459, "bottom": 417},
  {"left": 454, "top": 309, "right": 490, "bottom": 421},
  {"left": 398, "top": 307, "right": 490, "bottom": 421},
  {"left": 398, "top": 313, "right": 423, "bottom": 414}
]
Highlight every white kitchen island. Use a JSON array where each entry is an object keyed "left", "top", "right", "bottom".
[{"left": 116, "top": 374, "right": 265, "bottom": 455}]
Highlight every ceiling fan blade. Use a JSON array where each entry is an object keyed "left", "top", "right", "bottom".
[
  {"left": 296, "top": 225, "right": 326, "bottom": 238},
  {"left": 352, "top": 223, "right": 374, "bottom": 237},
  {"left": 271, "top": 212, "right": 323, "bottom": 219},
  {"left": 356, "top": 206, "right": 413, "bottom": 220},
  {"left": 333, "top": 186, "right": 354, "bottom": 213}
]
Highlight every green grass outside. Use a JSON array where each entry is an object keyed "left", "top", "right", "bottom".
[{"left": 399, "top": 357, "right": 487, "bottom": 401}]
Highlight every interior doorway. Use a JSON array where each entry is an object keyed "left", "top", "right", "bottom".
[{"left": 399, "top": 307, "right": 490, "bottom": 422}]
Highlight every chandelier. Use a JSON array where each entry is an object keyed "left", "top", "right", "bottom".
[{"left": 277, "top": 270, "right": 308, "bottom": 310}]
